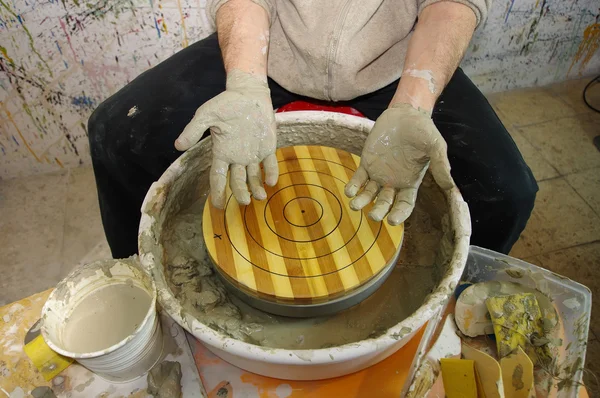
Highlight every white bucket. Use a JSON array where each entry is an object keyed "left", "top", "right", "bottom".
[{"left": 41, "top": 257, "right": 163, "bottom": 382}]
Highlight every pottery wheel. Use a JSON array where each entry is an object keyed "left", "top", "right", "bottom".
[{"left": 203, "top": 145, "right": 404, "bottom": 317}]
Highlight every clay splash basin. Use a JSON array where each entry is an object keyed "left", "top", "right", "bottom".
[{"left": 138, "top": 111, "right": 471, "bottom": 380}]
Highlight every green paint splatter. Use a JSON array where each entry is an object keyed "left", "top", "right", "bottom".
[
  {"left": 0, "top": 45, "right": 14, "bottom": 64},
  {"left": 0, "top": 0, "right": 53, "bottom": 77}
]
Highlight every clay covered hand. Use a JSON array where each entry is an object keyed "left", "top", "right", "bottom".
[
  {"left": 345, "top": 103, "right": 455, "bottom": 225},
  {"left": 175, "top": 70, "right": 278, "bottom": 208}
]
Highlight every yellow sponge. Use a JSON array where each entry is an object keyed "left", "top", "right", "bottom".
[
  {"left": 440, "top": 358, "right": 478, "bottom": 398},
  {"left": 23, "top": 334, "right": 73, "bottom": 381},
  {"left": 486, "top": 292, "right": 551, "bottom": 364}
]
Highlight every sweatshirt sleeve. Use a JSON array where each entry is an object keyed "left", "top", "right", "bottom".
[
  {"left": 206, "top": 0, "right": 277, "bottom": 27},
  {"left": 417, "top": 0, "right": 492, "bottom": 29}
]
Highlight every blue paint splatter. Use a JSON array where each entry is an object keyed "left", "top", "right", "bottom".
[
  {"left": 71, "top": 95, "right": 95, "bottom": 108},
  {"left": 16, "top": 14, "right": 22, "bottom": 25},
  {"left": 1, "top": 147, "right": 5, "bottom": 155},
  {"left": 55, "top": 41, "right": 62, "bottom": 55},
  {"left": 80, "top": 59, "right": 84, "bottom": 65},
  {"left": 148, "top": 0, "right": 161, "bottom": 38},
  {"left": 153, "top": 17, "right": 161, "bottom": 38},
  {"left": 63, "top": 60, "right": 68, "bottom": 69},
  {"left": 12, "top": 135, "right": 19, "bottom": 146},
  {"left": 505, "top": 0, "right": 515, "bottom": 23}
]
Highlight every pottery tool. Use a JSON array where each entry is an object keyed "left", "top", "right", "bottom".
[
  {"left": 486, "top": 292, "right": 550, "bottom": 364},
  {"left": 440, "top": 358, "right": 478, "bottom": 398},
  {"left": 203, "top": 145, "right": 404, "bottom": 317},
  {"left": 401, "top": 307, "right": 444, "bottom": 398},
  {"left": 455, "top": 281, "right": 558, "bottom": 339},
  {"left": 403, "top": 314, "right": 461, "bottom": 398},
  {"left": 462, "top": 343, "right": 505, "bottom": 398},
  {"left": 23, "top": 319, "right": 73, "bottom": 381},
  {"left": 500, "top": 346, "right": 535, "bottom": 398}
]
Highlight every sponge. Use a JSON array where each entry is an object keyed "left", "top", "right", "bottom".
[
  {"left": 23, "top": 334, "right": 73, "bottom": 381},
  {"left": 440, "top": 358, "right": 478, "bottom": 398},
  {"left": 486, "top": 292, "right": 551, "bottom": 364}
]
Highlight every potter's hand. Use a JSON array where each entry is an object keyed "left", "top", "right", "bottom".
[
  {"left": 175, "top": 70, "right": 278, "bottom": 209},
  {"left": 345, "top": 103, "right": 455, "bottom": 225}
]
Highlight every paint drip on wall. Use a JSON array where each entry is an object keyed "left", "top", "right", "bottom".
[{"left": 0, "top": 0, "right": 599, "bottom": 179}]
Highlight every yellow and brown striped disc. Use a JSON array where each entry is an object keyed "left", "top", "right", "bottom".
[{"left": 203, "top": 145, "right": 404, "bottom": 305}]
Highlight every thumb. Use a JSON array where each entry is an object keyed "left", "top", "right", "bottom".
[
  {"left": 429, "top": 139, "right": 455, "bottom": 191},
  {"left": 175, "top": 104, "right": 217, "bottom": 151}
]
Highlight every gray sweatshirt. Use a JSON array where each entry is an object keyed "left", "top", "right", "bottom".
[{"left": 208, "top": 0, "right": 490, "bottom": 101}]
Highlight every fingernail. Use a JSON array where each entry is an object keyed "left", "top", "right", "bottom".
[
  {"left": 254, "top": 189, "right": 267, "bottom": 201},
  {"left": 265, "top": 176, "right": 278, "bottom": 186},
  {"left": 238, "top": 195, "right": 251, "bottom": 206},
  {"left": 387, "top": 216, "right": 401, "bottom": 226},
  {"left": 369, "top": 211, "right": 384, "bottom": 222},
  {"left": 388, "top": 212, "right": 408, "bottom": 226},
  {"left": 345, "top": 184, "right": 358, "bottom": 197},
  {"left": 350, "top": 197, "right": 366, "bottom": 211},
  {"left": 212, "top": 197, "right": 225, "bottom": 209}
]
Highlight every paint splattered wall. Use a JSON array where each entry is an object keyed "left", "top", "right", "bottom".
[
  {"left": 463, "top": 0, "right": 600, "bottom": 91},
  {"left": 0, "top": 0, "right": 599, "bottom": 179}
]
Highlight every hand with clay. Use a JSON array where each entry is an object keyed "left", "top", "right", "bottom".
[
  {"left": 174, "top": 70, "right": 278, "bottom": 209},
  {"left": 345, "top": 103, "right": 455, "bottom": 225}
]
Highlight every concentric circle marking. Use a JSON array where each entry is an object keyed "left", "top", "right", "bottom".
[
  {"left": 283, "top": 197, "right": 323, "bottom": 227},
  {"left": 262, "top": 184, "right": 343, "bottom": 242}
]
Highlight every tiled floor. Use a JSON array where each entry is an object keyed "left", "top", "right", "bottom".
[
  {"left": 0, "top": 77, "right": 599, "bottom": 389},
  {"left": 0, "top": 167, "right": 111, "bottom": 307}
]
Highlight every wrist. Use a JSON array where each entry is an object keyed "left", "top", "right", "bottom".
[
  {"left": 226, "top": 69, "right": 270, "bottom": 94},
  {"left": 390, "top": 74, "right": 438, "bottom": 114}
]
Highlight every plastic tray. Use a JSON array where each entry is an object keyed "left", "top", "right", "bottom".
[{"left": 462, "top": 246, "right": 592, "bottom": 397}]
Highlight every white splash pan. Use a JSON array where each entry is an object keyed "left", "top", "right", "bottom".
[{"left": 138, "top": 111, "right": 471, "bottom": 380}]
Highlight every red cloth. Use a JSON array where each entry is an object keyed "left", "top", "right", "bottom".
[{"left": 276, "top": 101, "right": 365, "bottom": 118}]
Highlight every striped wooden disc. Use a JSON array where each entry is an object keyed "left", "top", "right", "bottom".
[{"left": 203, "top": 145, "right": 404, "bottom": 305}]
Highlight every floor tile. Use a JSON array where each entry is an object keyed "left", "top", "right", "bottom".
[
  {"left": 537, "top": 242, "right": 600, "bottom": 338},
  {"left": 509, "top": 128, "right": 560, "bottom": 181},
  {"left": 0, "top": 171, "right": 68, "bottom": 305},
  {"left": 59, "top": 167, "right": 110, "bottom": 278},
  {"left": 546, "top": 77, "right": 600, "bottom": 115},
  {"left": 518, "top": 116, "right": 600, "bottom": 175},
  {"left": 566, "top": 167, "right": 600, "bottom": 216},
  {"left": 488, "top": 88, "right": 578, "bottom": 127},
  {"left": 509, "top": 178, "right": 600, "bottom": 258}
]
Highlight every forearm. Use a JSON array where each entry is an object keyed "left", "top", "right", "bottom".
[
  {"left": 391, "top": 2, "right": 477, "bottom": 112},
  {"left": 216, "top": 0, "right": 270, "bottom": 77}
]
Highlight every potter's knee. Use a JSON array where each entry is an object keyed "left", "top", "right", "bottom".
[{"left": 500, "top": 166, "right": 538, "bottom": 219}]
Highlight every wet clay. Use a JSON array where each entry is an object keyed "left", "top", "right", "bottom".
[
  {"left": 162, "top": 175, "right": 446, "bottom": 350},
  {"left": 345, "top": 103, "right": 454, "bottom": 226},
  {"left": 31, "top": 387, "right": 56, "bottom": 398},
  {"left": 62, "top": 284, "right": 151, "bottom": 353},
  {"left": 147, "top": 361, "right": 183, "bottom": 398}
]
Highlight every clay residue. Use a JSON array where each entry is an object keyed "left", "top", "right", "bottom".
[
  {"left": 162, "top": 174, "right": 446, "bottom": 350},
  {"left": 31, "top": 387, "right": 57, "bottom": 398},
  {"left": 512, "top": 363, "right": 525, "bottom": 390},
  {"left": 147, "top": 361, "right": 182, "bottom": 398}
]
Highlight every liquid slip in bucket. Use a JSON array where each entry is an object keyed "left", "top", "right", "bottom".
[{"left": 41, "top": 257, "right": 163, "bottom": 382}]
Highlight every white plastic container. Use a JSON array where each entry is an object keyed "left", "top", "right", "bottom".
[
  {"left": 41, "top": 258, "right": 163, "bottom": 382},
  {"left": 463, "top": 246, "right": 592, "bottom": 398}
]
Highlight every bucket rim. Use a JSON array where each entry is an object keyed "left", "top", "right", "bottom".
[{"left": 40, "top": 258, "right": 158, "bottom": 359}]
